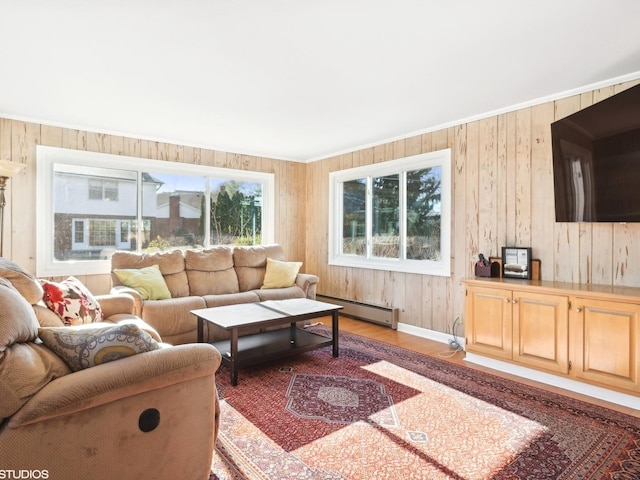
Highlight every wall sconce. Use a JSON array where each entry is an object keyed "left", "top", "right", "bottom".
[{"left": 0, "top": 160, "right": 25, "bottom": 257}]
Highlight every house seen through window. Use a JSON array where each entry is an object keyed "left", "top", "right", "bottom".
[{"left": 37, "top": 146, "right": 274, "bottom": 276}]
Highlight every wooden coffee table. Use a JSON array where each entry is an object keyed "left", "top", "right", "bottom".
[{"left": 191, "top": 298, "right": 342, "bottom": 385}]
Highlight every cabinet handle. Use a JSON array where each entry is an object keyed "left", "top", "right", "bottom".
[
  {"left": 504, "top": 298, "right": 510, "bottom": 303},
  {"left": 512, "top": 299, "right": 518, "bottom": 304},
  {"left": 575, "top": 307, "right": 582, "bottom": 313}
]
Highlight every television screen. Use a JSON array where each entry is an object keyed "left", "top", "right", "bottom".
[{"left": 551, "top": 83, "right": 640, "bottom": 222}]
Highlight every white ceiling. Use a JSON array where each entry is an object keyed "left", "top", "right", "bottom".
[{"left": 1, "top": 1, "right": 640, "bottom": 162}]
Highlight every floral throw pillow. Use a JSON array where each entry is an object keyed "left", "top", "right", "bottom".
[{"left": 40, "top": 276, "right": 104, "bottom": 325}]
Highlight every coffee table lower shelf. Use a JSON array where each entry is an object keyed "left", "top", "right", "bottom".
[{"left": 211, "top": 327, "right": 334, "bottom": 385}]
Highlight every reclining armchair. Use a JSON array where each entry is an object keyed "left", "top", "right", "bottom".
[{"left": 0, "top": 259, "right": 222, "bottom": 480}]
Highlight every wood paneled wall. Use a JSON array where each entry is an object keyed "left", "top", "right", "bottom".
[
  {"left": 2, "top": 79, "right": 639, "bottom": 334},
  {"left": 0, "top": 121, "right": 306, "bottom": 295},
  {"left": 305, "top": 79, "right": 640, "bottom": 334}
]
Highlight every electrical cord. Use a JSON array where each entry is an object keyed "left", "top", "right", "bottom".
[{"left": 438, "top": 316, "right": 464, "bottom": 358}]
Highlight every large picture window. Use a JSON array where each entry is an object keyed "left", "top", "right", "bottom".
[
  {"left": 36, "top": 146, "right": 274, "bottom": 276},
  {"left": 329, "top": 149, "right": 451, "bottom": 276}
]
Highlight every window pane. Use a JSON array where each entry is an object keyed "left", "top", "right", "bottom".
[
  {"left": 73, "top": 220, "right": 84, "bottom": 243},
  {"left": 372, "top": 174, "right": 399, "bottom": 259},
  {"left": 210, "top": 179, "right": 263, "bottom": 245},
  {"left": 144, "top": 173, "right": 206, "bottom": 251},
  {"left": 120, "top": 220, "right": 130, "bottom": 243},
  {"left": 104, "top": 181, "right": 118, "bottom": 201},
  {"left": 53, "top": 165, "right": 137, "bottom": 261},
  {"left": 406, "top": 166, "right": 441, "bottom": 260},
  {"left": 342, "top": 179, "right": 366, "bottom": 255},
  {"left": 88, "top": 179, "right": 103, "bottom": 200},
  {"left": 89, "top": 219, "right": 116, "bottom": 246}
]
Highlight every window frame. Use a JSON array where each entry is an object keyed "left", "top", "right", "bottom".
[
  {"left": 36, "top": 146, "right": 275, "bottom": 277},
  {"left": 328, "top": 149, "right": 451, "bottom": 276}
]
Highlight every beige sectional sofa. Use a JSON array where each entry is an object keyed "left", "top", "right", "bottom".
[{"left": 111, "top": 244, "right": 319, "bottom": 345}]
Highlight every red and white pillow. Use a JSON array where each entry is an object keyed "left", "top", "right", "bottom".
[{"left": 40, "top": 277, "right": 104, "bottom": 325}]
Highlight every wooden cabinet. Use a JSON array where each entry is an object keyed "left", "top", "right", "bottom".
[
  {"left": 465, "top": 283, "right": 569, "bottom": 374},
  {"left": 465, "top": 285, "right": 512, "bottom": 359},
  {"left": 463, "top": 278, "right": 640, "bottom": 395},
  {"left": 512, "top": 291, "right": 569, "bottom": 374},
  {"left": 571, "top": 298, "right": 639, "bottom": 393}
]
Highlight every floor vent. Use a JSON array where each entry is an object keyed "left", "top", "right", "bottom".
[{"left": 316, "top": 294, "right": 399, "bottom": 330}]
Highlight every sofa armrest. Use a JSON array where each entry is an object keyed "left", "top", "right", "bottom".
[
  {"left": 9, "top": 343, "right": 221, "bottom": 428},
  {"left": 110, "top": 285, "right": 143, "bottom": 316},
  {"left": 95, "top": 293, "right": 135, "bottom": 317},
  {"left": 295, "top": 273, "right": 319, "bottom": 299}
]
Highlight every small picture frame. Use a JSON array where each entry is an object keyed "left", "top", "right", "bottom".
[{"left": 501, "top": 247, "right": 532, "bottom": 279}]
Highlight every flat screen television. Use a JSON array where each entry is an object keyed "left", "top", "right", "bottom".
[{"left": 551, "top": 82, "right": 640, "bottom": 222}]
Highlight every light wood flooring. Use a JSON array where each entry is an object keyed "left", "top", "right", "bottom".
[{"left": 319, "top": 316, "right": 640, "bottom": 419}]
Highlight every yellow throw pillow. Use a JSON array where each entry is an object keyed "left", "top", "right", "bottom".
[
  {"left": 261, "top": 258, "right": 302, "bottom": 289},
  {"left": 113, "top": 264, "right": 171, "bottom": 300},
  {"left": 38, "top": 323, "right": 160, "bottom": 372}
]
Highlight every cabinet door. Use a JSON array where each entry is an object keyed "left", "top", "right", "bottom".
[
  {"left": 465, "top": 286, "right": 512, "bottom": 359},
  {"left": 512, "top": 291, "right": 569, "bottom": 374},
  {"left": 572, "top": 298, "right": 639, "bottom": 392}
]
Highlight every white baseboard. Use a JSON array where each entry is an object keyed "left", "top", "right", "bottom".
[
  {"left": 397, "top": 322, "right": 465, "bottom": 348},
  {"left": 396, "top": 322, "right": 639, "bottom": 412}
]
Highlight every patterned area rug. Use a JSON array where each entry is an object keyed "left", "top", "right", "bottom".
[{"left": 210, "top": 326, "right": 640, "bottom": 479}]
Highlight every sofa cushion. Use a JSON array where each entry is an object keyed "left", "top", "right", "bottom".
[
  {"left": 0, "top": 343, "right": 72, "bottom": 421},
  {"left": 185, "top": 247, "right": 240, "bottom": 295},
  {"left": 255, "top": 286, "right": 306, "bottom": 301},
  {"left": 140, "top": 295, "right": 206, "bottom": 341},
  {"left": 38, "top": 323, "right": 160, "bottom": 372},
  {"left": 40, "top": 276, "right": 104, "bottom": 325},
  {"left": 111, "top": 250, "right": 189, "bottom": 298},
  {"left": 203, "top": 291, "right": 260, "bottom": 307},
  {"left": 261, "top": 258, "right": 302, "bottom": 289},
  {"left": 33, "top": 303, "right": 67, "bottom": 327},
  {"left": 0, "top": 278, "right": 38, "bottom": 346},
  {"left": 0, "top": 257, "right": 43, "bottom": 304},
  {"left": 233, "top": 244, "right": 285, "bottom": 291},
  {"left": 113, "top": 265, "right": 172, "bottom": 300},
  {"left": 0, "top": 278, "right": 71, "bottom": 420}
]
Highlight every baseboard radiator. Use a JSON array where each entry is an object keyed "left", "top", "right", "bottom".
[{"left": 316, "top": 294, "right": 399, "bottom": 330}]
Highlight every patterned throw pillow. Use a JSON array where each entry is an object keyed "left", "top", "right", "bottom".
[
  {"left": 40, "top": 277, "right": 104, "bottom": 325},
  {"left": 38, "top": 323, "right": 160, "bottom": 372}
]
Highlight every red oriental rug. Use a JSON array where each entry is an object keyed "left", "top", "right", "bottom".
[{"left": 210, "top": 326, "right": 640, "bottom": 479}]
